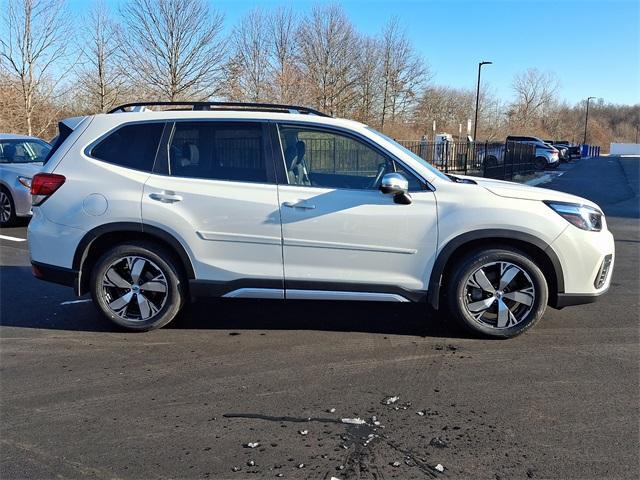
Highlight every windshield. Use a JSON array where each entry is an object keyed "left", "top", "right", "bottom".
[
  {"left": 365, "top": 127, "right": 451, "bottom": 182},
  {"left": 0, "top": 139, "right": 51, "bottom": 164}
]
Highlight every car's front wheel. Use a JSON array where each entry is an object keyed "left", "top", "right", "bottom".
[
  {"left": 446, "top": 248, "right": 548, "bottom": 338},
  {"left": 534, "top": 156, "right": 548, "bottom": 170},
  {"left": 90, "top": 241, "right": 185, "bottom": 331}
]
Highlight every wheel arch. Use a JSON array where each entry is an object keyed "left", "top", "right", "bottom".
[
  {"left": 73, "top": 222, "right": 195, "bottom": 296},
  {"left": 427, "top": 229, "right": 564, "bottom": 310}
]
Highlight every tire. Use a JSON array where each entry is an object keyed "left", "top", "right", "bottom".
[
  {"left": 90, "top": 241, "right": 185, "bottom": 331},
  {"left": 534, "top": 156, "right": 547, "bottom": 170},
  {"left": 0, "top": 187, "right": 17, "bottom": 227},
  {"left": 485, "top": 156, "right": 498, "bottom": 168},
  {"left": 445, "top": 248, "right": 548, "bottom": 339}
]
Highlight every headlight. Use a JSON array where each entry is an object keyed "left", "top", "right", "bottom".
[{"left": 544, "top": 201, "right": 602, "bottom": 231}]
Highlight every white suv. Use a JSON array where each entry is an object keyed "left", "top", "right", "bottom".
[{"left": 28, "top": 102, "right": 614, "bottom": 338}]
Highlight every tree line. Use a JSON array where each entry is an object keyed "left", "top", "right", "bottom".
[{"left": 1, "top": 0, "right": 638, "bottom": 150}]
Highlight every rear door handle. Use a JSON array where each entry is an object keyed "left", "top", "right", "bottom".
[
  {"left": 283, "top": 201, "right": 316, "bottom": 210},
  {"left": 149, "top": 191, "right": 183, "bottom": 203}
]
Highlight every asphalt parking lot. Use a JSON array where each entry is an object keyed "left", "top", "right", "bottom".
[{"left": 1, "top": 156, "right": 638, "bottom": 479}]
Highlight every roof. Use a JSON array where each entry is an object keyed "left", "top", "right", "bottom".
[
  {"left": 0, "top": 133, "right": 47, "bottom": 141},
  {"left": 93, "top": 110, "right": 367, "bottom": 130}
]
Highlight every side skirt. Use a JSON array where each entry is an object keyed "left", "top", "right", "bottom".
[{"left": 189, "top": 279, "right": 427, "bottom": 303}]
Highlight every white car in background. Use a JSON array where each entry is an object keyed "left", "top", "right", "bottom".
[
  {"left": 27, "top": 102, "right": 614, "bottom": 338},
  {"left": 0, "top": 133, "right": 51, "bottom": 226},
  {"left": 506, "top": 135, "right": 560, "bottom": 170}
]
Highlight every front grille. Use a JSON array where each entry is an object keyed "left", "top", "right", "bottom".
[{"left": 594, "top": 254, "right": 613, "bottom": 289}]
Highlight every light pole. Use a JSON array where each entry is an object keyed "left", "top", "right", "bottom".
[
  {"left": 473, "top": 61, "right": 492, "bottom": 142},
  {"left": 583, "top": 96, "right": 596, "bottom": 144}
]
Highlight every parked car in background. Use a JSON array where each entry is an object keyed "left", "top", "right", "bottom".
[
  {"left": 0, "top": 134, "right": 51, "bottom": 226},
  {"left": 506, "top": 135, "right": 560, "bottom": 170},
  {"left": 559, "top": 143, "right": 581, "bottom": 160},
  {"left": 567, "top": 144, "right": 581, "bottom": 159},
  {"left": 554, "top": 144, "right": 570, "bottom": 162},
  {"left": 546, "top": 140, "right": 581, "bottom": 160},
  {"left": 28, "top": 101, "right": 614, "bottom": 338}
]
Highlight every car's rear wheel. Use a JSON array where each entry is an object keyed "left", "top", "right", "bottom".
[
  {"left": 90, "top": 241, "right": 185, "bottom": 331},
  {"left": 534, "top": 156, "right": 548, "bottom": 170},
  {"left": 0, "top": 188, "right": 17, "bottom": 227},
  {"left": 446, "top": 248, "right": 548, "bottom": 338}
]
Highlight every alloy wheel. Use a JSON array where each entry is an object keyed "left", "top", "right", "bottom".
[
  {"left": 0, "top": 191, "right": 12, "bottom": 223},
  {"left": 464, "top": 261, "right": 536, "bottom": 329},
  {"left": 101, "top": 256, "right": 168, "bottom": 321}
]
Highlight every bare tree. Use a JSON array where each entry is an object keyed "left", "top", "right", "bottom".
[
  {"left": 77, "top": 0, "right": 124, "bottom": 112},
  {"left": 415, "top": 86, "right": 475, "bottom": 134},
  {"left": 353, "top": 35, "right": 382, "bottom": 124},
  {"left": 268, "top": 6, "right": 300, "bottom": 104},
  {"left": 297, "top": 4, "right": 360, "bottom": 116},
  {"left": 119, "top": 0, "right": 226, "bottom": 101},
  {"left": 379, "top": 17, "right": 428, "bottom": 131},
  {"left": 226, "top": 8, "right": 270, "bottom": 102},
  {"left": 510, "top": 68, "right": 559, "bottom": 129},
  {"left": 0, "top": 0, "right": 74, "bottom": 135}
]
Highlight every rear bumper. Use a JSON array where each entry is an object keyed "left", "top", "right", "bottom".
[
  {"left": 10, "top": 183, "right": 33, "bottom": 217},
  {"left": 31, "top": 261, "right": 78, "bottom": 289}
]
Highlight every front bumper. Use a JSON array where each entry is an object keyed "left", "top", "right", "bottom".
[
  {"left": 554, "top": 287, "right": 609, "bottom": 308},
  {"left": 549, "top": 224, "right": 615, "bottom": 306}
]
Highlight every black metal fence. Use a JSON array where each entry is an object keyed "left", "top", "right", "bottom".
[{"left": 398, "top": 140, "right": 537, "bottom": 180}]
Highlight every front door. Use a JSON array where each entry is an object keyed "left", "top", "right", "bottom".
[{"left": 275, "top": 124, "right": 438, "bottom": 299}]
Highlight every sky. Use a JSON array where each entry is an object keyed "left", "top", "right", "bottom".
[{"left": 66, "top": 0, "right": 640, "bottom": 106}]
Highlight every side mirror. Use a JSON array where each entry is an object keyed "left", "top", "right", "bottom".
[{"left": 379, "top": 173, "right": 411, "bottom": 204}]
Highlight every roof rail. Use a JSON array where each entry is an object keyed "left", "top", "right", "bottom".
[{"left": 107, "top": 101, "right": 331, "bottom": 117}]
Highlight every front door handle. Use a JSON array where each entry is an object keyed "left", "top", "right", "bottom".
[
  {"left": 283, "top": 201, "right": 316, "bottom": 210},
  {"left": 149, "top": 191, "right": 183, "bottom": 203}
]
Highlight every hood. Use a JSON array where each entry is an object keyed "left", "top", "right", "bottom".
[
  {"left": 0, "top": 162, "right": 42, "bottom": 177},
  {"left": 458, "top": 175, "right": 600, "bottom": 209}
]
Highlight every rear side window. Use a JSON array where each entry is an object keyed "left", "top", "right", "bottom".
[
  {"left": 91, "top": 123, "right": 164, "bottom": 172},
  {"left": 167, "top": 122, "right": 267, "bottom": 183}
]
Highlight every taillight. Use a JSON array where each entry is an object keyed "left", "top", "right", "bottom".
[{"left": 31, "top": 173, "right": 66, "bottom": 206}]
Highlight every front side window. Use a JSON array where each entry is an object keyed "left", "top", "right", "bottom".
[
  {"left": 168, "top": 122, "right": 267, "bottom": 183},
  {"left": 0, "top": 140, "right": 51, "bottom": 164},
  {"left": 91, "top": 123, "right": 164, "bottom": 171},
  {"left": 278, "top": 126, "right": 413, "bottom": 190}
]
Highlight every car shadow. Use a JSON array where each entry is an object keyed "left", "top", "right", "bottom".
[
  {"left": 0, "top": 266, "right": 471, "bottom": 338},
  {"left": 170, "top": 299, "right": 471, "bottom": 339}
]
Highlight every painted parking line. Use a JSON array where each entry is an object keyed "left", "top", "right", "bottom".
[
  {"left": 0, "top": 234, "right": 26, "bottom": 242},
  {"left": 60, "top": 299, "right": 92, "bottom": 306}
]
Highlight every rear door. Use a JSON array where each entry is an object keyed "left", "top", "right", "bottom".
[{"left": 142, "top": 120, "right": 284, "bottom": 295}]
